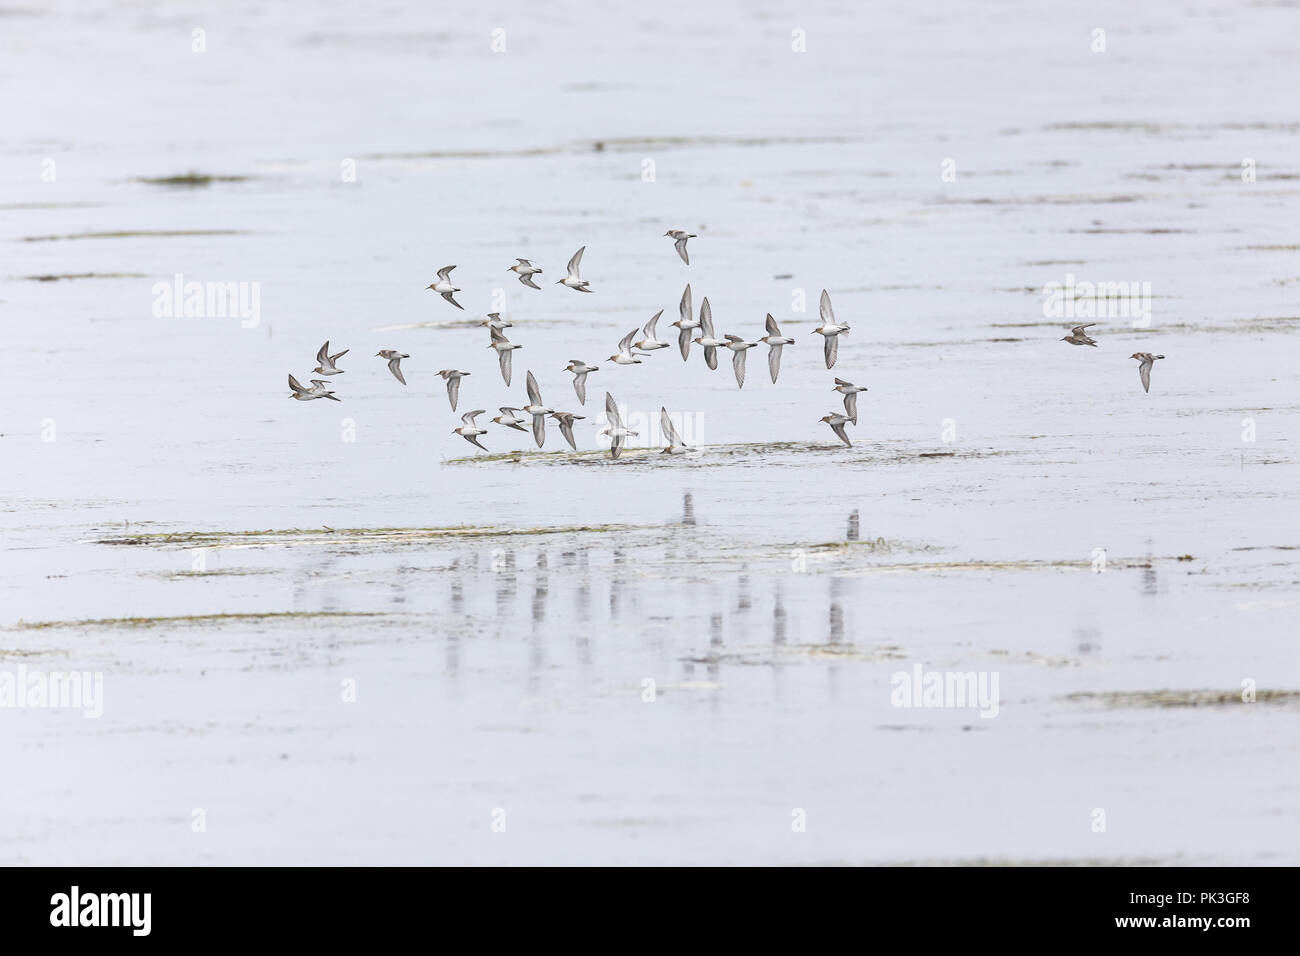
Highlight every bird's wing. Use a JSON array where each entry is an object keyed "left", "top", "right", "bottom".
[
  {"left": 819, "top": 290, "right": 834, "bottom": 324},
  {"left": 644, "top": 310, "right": 663, "bottom": 338},
  {"left": 1139, "top": 361, "right": 1152, "bottom": 392},
  {"left": 660, "top": 407, "right": 683, "bottom": 445},
  {"left": 824, "top": 334, "right": 838, "bottom": 369},
  {"left": 844, "top": 391, "right": 858, "bottom": 423},
  {"left": 733, "top": 348, "right": 747, "bottom": 388},
  {"left": 520, "top": 274, "right": 540, "bottom": 290},
  {"left": 674, "top": 236, "right": 689, "bottom": 264},
  {"left": 566, "top": 246, "right": 584, "bottom": 276},
  {"left": 699, "top": 298, "right": 714, "bottom": 337},
  {"left": 677, "top": 328, "right": 692, "bottom": 360},
  {"left": 831, "top": 421, "right": 851, "bottom": 446},
  {"left": 389, "top": 358, "right": 407, "bottom": 385},
  {"left": 462, "top": 409, "right": 485, "bottom": 426},
  {"left": 499, "top": 349, "right": 512, "bottom": 387},
  {"left": 527, "top": 370, "right": 541, "bottom": 406},
  {"left": 618, "top": 328, "right": 637, "bottom": 352},
  {"left": 559, "top": 419, "right": 577, "bottom": 450},
  {"left": 316, "top": 341, "right": 330, "bottom": 364},
  {"left": 499, "top": 406, "right": 521, "bottom": 416},
  {"left": 448, "top": 377, "right": 461, "bottom": 409},
  {"left": 531, "top": 412, "right": 546, "bottom": 447},
  {"left": 288, "top": 373, "right": 307, "bottom": 393},
  {"left": 679, "top": 284, "right": 692, "bottom": 325},
  {"left": 611, "top": 434, "right": 624, "bottom": 459},
  {"left": 724, "top": 334, "right": 742, "bottom": 343},
  {"left": 330, "top": 348, "right": 349, "bottom": 362},
  {"left": 768, "top": 344, "right": 783, "bottom": 383},
  {"left": 437, "top": 264, "right": 455, "bottom": 281},
  {"left": 490, "top": 326, "right": 507, "bottom": 342},
  {"left": 573, "top": 373, "right": 587, "bottom": 405},
  {"left": 1073, "top": 324, "right": 1098, "bottom": 333},
  {"left": 703, "top": 345, "right": 717, "bottom": 371},
  {"left": 833, "top": 377, "right": 852, "bottom": 387},
  {"left": 765, "top": 314, "right": 780, "bottom": 337},
  {"left": 516, "top": 258, "right": 531, "bottom": 266},
  {"left": 605, "top": 392, "right": 623, "bottom": 428},
  {"left": 442, "top": 291, "right": 464, "bottom": 310}
]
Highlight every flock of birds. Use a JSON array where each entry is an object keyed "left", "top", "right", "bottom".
[{"left": 288, "top": 234, "right": 1169, "bottom": 455}]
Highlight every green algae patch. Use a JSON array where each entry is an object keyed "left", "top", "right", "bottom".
[
  {"left": 135, "top": 172, "right": 253, "bottom": 187},
  {"left": 12, "top": 611, "right": 382, "bottom": 631},
  {"left": 95, "top": 524, "right": 634, "bottom": 549},
  {"left": 1066, "top": 689, "right": 1300, "bottom": 709}
]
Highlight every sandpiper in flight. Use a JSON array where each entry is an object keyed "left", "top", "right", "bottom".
[
  {"left": 493, "top": 407, "right": 529, "bottom": 432},
  {"left": 660, "top": 407, "right": 691, "bottom": 455},
  {"left": 610, "top": 328, "right": 644, "bottom": 366},
  {"left": 454, "top": 410, "right": 489, "bottom": 450},
  {"left": 758, "top": 314, "right": 794, "bottom": 383},
  {"left": 820, "top": 411, "right": 853, "bottom": 447},
  {"left": 438, "top": 369, "right": 470, "bottom": 410},
  {"left": 664, "top": 229, "right": 696, "bottom": 265},
  {"left": 557, "top": 246, "right": 593, "bottom": 292},
  {"left": 288, "top": 373, "right": 340, "bottom": 401},
  {"left": 508, "top": 258, "right": 543, "bottom": 289},
  {"left": 724, "top": 334, "right": 758, "bottom": 388},
  {"left": 565, "top": 360, "right": 599, "bottom": 405},
  {"left": 832, "top": 378, "right": 867, "bottom": 424},
  {"left": 1131, "top": 352, "right": 1165, "bottom": 393},
  {"left": 426, "top": 265, "right": 464, "bottom": 310},
  {"left": 693, "top": 297, "right": 724, "bottom": 370},
  {"left": 602, "top": 392, "right": 637, "bottom": 460},
  {"left": 811, "top": 290, "right": 849, "bottom": 369},
  {"left": 670, "top": 283, "right": 699, "bottom": 360},
  {"left": 522, "top": 370, "right": 554, "bottom": 447},
  {"left": 488, "top": 327, "right": 522, "bottom": 386},
  {"left": 376, "top": 350, "right": 409, "bottom": 385},
  {"left": 1062, "top": 323, "right": 1099, "bottom": 346},
  {"left": 480, "top": 312, "right": 512, "bottom": 332},
  {"left": 550, "top": 411, "right": 586, "bottom": 451},
  {"left": 633, "top": 310, "right": 670, "bottom": 353},
  {"left": 313, "top": 341, "right": 349, "bottom": 376}
]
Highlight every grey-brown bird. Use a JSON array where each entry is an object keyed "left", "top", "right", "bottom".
[
  {"left": 1130, "top": 352, "right": 1165, "bottom": 393},
  {"left": 1062, "top": 324, "right": 1098, "bottom": 347}
]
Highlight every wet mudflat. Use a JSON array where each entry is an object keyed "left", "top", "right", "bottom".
[{"left": 1, "top": 1, "right": 1298, "bottom": 864}]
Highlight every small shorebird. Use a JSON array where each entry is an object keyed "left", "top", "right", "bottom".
[
  {"left": 724, "top": 334, "right": 758, "bottom": 388},
  {"left": 522, "top": 370, "right": 554, "bottom": 447},
  {"left": 550, "top": 411, "right": 586, "bottom": 451},
  {"left": 820, "top": 412, "right": 853, "bottom": 447},
  {"left": 602, "top": 392, "right": 637, "bottom": 460},
  {"left": 1130, "top": 352, "right": 1165, "bottom": 393},
  {"left": 660, "top": 407, "right": 691, "bottom": 455},
  {"left": 633, "top": 310, "right": 669, "bottom": 353},
  {"left": 313, "top": 341, "right": 349, "bottom": 376},
  {"left": 488, "top": 327, "right": 522, "bottom": 386},
  {"left": 453, "top": 410, "right": 489, "bottom": 450},
  {"left": 565, "top": 360, "right": 598, "bottom": 405},
  {"left": 508, "top": 258, "right": 543, "bottom": 290},
  {"left": 480, "top": 312, "right": 512, "bottom": 332},
  {"left": 288, "top": 373, "right": 340, "bottom": 401},
  {"left": 664, "top": 228, "right": 696, "bottom": 265},
  {"left": 493, "top": 407, "right": 529, "bottom": 432},
  {"left": 376, "top": 349, "right": 409, "bottom": 385},
  {"left": 426, "top": 265, "right": 463, "bottom": 310},
  {"left": 693, "top": 297, "right": 724, "bottom": 370},
  {"left": 556, "top": 246, "right": 592, "bottom": 292},
  {"left": 1062, "top": 323, "right": 1098, "bottom": 347},
  {"left": 670, "top": 284, "right": 699, "bottom": 360},
  {"left": 438, "top": 369, "right": 470, "bottom": 410},
  {"left": 610, "top": 328, "right": 643, "bottom": 366},
  {"left": 811, "top": 290, "right": 850, "bottom": 369},
  {"left": 832, "top": 378, "right": 867, "bottom": 424},
  {"left": 758, "top": 314, "right": 794, "bottom": 383}
]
